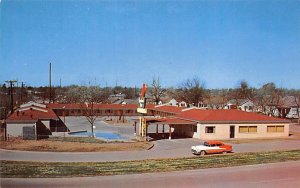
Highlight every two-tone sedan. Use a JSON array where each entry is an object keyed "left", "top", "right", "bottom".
[{"left": 191, "top": 141, "right": 232, "bottom": 156}]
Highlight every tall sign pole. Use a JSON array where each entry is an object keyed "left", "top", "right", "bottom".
[{"left": 137, "top": 83, "right": 147, "bottom": 138}]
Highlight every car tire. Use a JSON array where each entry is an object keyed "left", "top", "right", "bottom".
[{"left": 200, "top": 150, "right": 206, "bottom": 156}]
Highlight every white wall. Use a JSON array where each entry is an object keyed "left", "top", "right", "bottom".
[
  {"left": 197, "top": 123, "right": 289, "bottom": 140},
  {"left": 241, "top": 101, "right": 254, "bottom": 112},
  {"left": 41, "top": 120, "right": 50, "bottom": 129},
  {"left": 7, "top": 122, "right": 36, "bottom": 137}
]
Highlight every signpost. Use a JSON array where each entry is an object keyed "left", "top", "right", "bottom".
[{"left": 137, "top": 83, "right": 147, "bottom": 138}]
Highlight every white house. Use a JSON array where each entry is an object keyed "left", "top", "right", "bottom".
[{"left": 225, "top": 99, "right": 254, "bottom": 112}]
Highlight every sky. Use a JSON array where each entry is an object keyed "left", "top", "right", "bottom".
[{"left": 0, "top": 0, "right": 300, "bottom": 89}]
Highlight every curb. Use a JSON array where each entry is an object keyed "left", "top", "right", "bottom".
[{"left": 147, "top": 143, "right": 154, "bottom": 150}]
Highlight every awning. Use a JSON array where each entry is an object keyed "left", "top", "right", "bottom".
[{"left": 145, "top": 117, "right": 197, "bottom": 125}]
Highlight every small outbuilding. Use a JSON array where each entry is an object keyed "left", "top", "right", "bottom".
[{"left": 5, "top": 102, "right": 60, "bottom": 139}]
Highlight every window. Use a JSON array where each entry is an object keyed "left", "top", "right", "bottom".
[
  {"left": 267, "top": 125, "right": 284, "bottom": 133},
  {"left": 239, "top": 126, "right": 257, "bottom": 133},
  {"left": 192, "top": 125, "right": 197, "bottom": 132},
  {"left": 205, "top": 126, "right": 215, "bottom": 133}
]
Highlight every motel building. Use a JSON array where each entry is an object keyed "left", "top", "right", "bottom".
[
  {"left": 5, "top": 102, "right": 290, "bottom": 141},
  {"left": 142, "top": 107, "right": 290, "bottom": 140}
]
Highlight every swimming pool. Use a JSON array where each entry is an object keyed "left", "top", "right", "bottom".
[{"left": 69, "top": 131, "right": 126, "bottom": 140}]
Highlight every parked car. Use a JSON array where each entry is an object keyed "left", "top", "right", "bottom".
[{"left": 191, "top": 141, "right": 232, "bottom": 156}]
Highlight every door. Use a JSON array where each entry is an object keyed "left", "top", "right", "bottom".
[{"left": 230, "top": 126, "right": 235, "bottom": 138}]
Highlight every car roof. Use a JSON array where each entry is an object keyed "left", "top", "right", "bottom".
[{"left": 205, "top": 141, "right": 224, "bottom": 145}]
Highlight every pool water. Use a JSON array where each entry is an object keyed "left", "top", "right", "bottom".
[{"left": 69, "top": 131, "right": 125, "bottom": 140}]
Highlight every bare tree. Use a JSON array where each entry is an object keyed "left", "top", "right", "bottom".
[
  {"left": 149, "top": 77, "right": 166, "bottom": 105},
  {"left": 206, "top": 89, "right": 228, "bottom": 109},
  {"left": 292, "top": 95, "right": 300, "bottom": 124},
  {"left": 79, "top": 86, "right": 103, "bottom": 137},
  {"left": 0, "top": 84, "right": 10, "bottom": 119},
  {"left": 177, "top": 77, "right": 207, "bottom": 107}
]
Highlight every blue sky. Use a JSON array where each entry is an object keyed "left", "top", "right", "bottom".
[{"left": 1, "top": 0, "right": 300, "bottom": 89}]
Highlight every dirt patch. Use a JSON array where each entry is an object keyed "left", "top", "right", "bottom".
[{"left": 0, "top": 138, "right": 152, "bottom": 152}]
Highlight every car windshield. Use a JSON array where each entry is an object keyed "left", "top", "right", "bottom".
[{"left": 204, "top": 142, "right": 209, "bottom": 146}]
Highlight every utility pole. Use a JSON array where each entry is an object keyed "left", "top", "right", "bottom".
[
  {"left": 20, "top": 82, "right": 25, "bottom": 103},
  {"left": 49, "top": 62, "right": 52, "bottom": 103},
  {"left": 5, "top": 80, "right": 17, "bottom": 114}
]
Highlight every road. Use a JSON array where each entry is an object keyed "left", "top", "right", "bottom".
[
  {"left": 1, "top": 161, "right": 300, "bottom": 188},
  {"left": 1, "top": 138, "right": 300, "bottom": 162}
]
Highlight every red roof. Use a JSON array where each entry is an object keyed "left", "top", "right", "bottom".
[
  {"left": 147, "top": 105, "right": 185, "bottom": 114},
  {"left": 47, "top": 103, "right": 138, "bottom": 110},
  {"left": 176, "top": 109, "right": 290, "bottom": 123},
  {"left": 6, "top": 107, "right": 58, "bottom": 122}
]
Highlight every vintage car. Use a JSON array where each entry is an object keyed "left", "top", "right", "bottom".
[{"left": 191, "top": 141, "right": 232, "bottom": 156}]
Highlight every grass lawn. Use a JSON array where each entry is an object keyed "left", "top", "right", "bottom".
[
  {"left": 1, "top": 150, "right": 300, "bottom": 178},
  {"left": 0, "top": 137, "right": 152, "bottom": 152}
]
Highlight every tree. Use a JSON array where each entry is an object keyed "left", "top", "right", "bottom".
[
  {"left": 78, "top": 86, "right": 103, "bottom": 138},
  {"left": 238, "top": 81, "right": 254, "bottom": 100},
  {"left": 149, "top": 77, "right": 166, "bottom": 105},
  {"left": 291, "top": 94, "right": 300, "bottom": 124},
  {"left": 64, "top": 86, "right": 82, "bottom": 103},
  {"left": 122, "top": 87, "right": 136, "bottom": 99},
  {"left": 0, "top": 84, "right": 10, "bottom": 119},
  {"left": 206, "top": 89, "right": 228, "bottom": 109},
  {"left": 177, "top": 77, "right": 207, "bottom": 107},
  {"left": 255, "top": 83, "right": 282, "bottom": 116}
]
